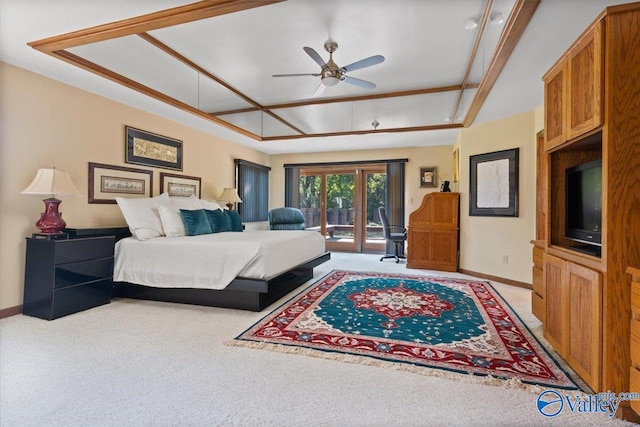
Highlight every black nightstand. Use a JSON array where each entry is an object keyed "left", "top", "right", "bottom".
[
  {"left": 23, "top": 236, "right": 115, "bottom": 320},
  {"left": 63, "top": 226, "right": 131, "bottom": 241}
]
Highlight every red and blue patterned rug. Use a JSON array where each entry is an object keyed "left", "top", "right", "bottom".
[{"left": 229, "top": 270, "right": 579, "bottom": 390}]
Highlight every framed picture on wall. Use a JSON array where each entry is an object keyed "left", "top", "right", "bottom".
[
  {"left": 160, "top": 173, "right": 201, "bottom": 198},
  {"left": 125, "top": 126, "right": 183, "bottom": 171},
  {"left": 88, "top": 162, "right": 153, "bottom": 204},
  {"left": 420, "top": 166, "right": 438, "bottom": 188},
  {"left": 453, "top": 149, "right": 459, "bottom": 183},
  {"left": 469, "top": 148, "right": 519, "bottom": 217}
]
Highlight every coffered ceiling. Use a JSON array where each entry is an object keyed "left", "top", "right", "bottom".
[{"left": 1, "top": 0, "right": 635, "bottom": 154}]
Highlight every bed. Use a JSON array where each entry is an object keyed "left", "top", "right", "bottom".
[{"left": 112, "top": 230, "right": 330, "bottom": 311}]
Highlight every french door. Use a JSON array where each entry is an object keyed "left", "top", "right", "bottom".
[
  {"left": 361, "top": 169, "right": 387, "bottom": 252},
  {"left": 299, "top": 166, "right": 386, "bottom": 253}
]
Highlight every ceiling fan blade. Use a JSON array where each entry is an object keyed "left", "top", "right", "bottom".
[
  {"left": 342, "top": 75, "right": 376, "bottom": 90},
  {"left": 272, "top": 73, "right": 320, "bottom": 77},
  {"left": 340, "top": 55, "right": 385, "bottom": 73},
  {"left": 313, "top": 82, "right": 326, "bottom": 97},
  {"left": 304, "top": 46, "right": 328, "bottom": 69}
]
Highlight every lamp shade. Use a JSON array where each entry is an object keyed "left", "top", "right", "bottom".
[
  {"left": 21, "top": 168, "right": 81, "bottom": 197},
  {"left": 219, "top": 188, "right": 242, "bottom": 204},
  {"left": 21, "top": 168, "right": 81, "bottom": 234}
]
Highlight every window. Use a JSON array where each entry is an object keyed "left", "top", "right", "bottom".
[{"left": 235, "top": 159, "right": 270, "bottom": 222}]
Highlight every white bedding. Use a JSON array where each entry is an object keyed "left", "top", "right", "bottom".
[{"left": 113, "top": 230, "right": 326, "bottom": 290}]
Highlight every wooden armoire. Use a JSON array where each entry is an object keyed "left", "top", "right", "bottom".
[{"left": 407, "top": 192, "right": 460, "bottom": 272}]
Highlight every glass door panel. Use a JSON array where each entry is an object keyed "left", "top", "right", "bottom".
[
  {"left": 325, "top": 173, "right": 357, "bottom": 251},
  {"left": 299, "top": 173, "right": 323, "bottom": 234},
  {"left": 362, "top": 170, "right": 387, "bottom": 252}
]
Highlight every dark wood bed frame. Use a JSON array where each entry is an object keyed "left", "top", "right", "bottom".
[
  {"left": 73, "top": 225, "right": 331, "bottom": 312},
  {"left": 114, "top": 251, "right": 330, "bottom": 311}
]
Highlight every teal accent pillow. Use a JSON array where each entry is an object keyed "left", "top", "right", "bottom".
[
  {"left": 179, "top": 209, "right": 212, "bottom": 236},
  {"left": 205, "top": 209, "right": 231, "bottom": 233},
  {"left": 224, "top": 209, "right": 243, "bottom": 232}
]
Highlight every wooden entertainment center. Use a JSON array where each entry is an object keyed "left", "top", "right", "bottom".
[{"left": 534, "top": 2, "right": 640, "bottom": 418}]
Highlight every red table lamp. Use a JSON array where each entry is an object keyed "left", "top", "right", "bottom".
[{"left": 21, "top": 168, "right": 82, "bottom": 234}]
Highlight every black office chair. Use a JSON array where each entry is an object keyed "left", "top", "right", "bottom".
[{"left": 378, "top": 207, "right": 407, "bottom": 263}]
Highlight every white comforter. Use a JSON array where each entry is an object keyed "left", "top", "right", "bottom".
[{"left": 113, "top": 230, "right": 326, "bottom": 290}]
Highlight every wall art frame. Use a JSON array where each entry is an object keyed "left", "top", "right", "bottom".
[
  {"left": 160, "top": 172, "right": 201, "bottom": 198},
  {"left": 420, "top": 166, "right": 438, "bottom": 188},
  {"left": 125, "top": 125, "right": 183, "bottom": 171},
  {"left": 88, "top": 162, "right": 153, "bottom": 204},
  {"left": 453, "top": 148, "right": 459, "bottom": 183},
  {"left": 469, "top": 148, "right": 519, "bottom": 217}
]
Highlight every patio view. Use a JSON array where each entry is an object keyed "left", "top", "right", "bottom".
[{"left": 299, "top": 172, "right": 387, "bottom": 246}]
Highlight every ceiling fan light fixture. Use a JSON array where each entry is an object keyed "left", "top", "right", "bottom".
[
  {"left": 322, "top": 76, "right": 340, "bottom": 87},
  {"left": 278, "top": 41, "right": 383, "bottom": 96},
  {"left": 464, "top": 18, "right": 478, "bottom": 30},
  {"left": 490, "top": 12, "right": 505, "bottom": 26}
]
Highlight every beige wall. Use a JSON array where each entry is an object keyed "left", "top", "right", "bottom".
[
  {"left": 457, "top": 111, "right": 537, "bottom": 284},
  {"left": 0, "top": 60, "right": 542, "bottom": 311},
  {"left": 0, "top": 62, "right": 268, "bottom": 310},
  {"left": 534, "top": 104, "right": 544, "bottom": 132},
  {"left": 270, "top": 145, "right": 455, "bottom": 225},
  {"left": 271, "top": 119, "right": 540, "bottom": 287}
]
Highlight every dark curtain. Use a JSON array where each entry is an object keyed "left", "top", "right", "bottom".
[
  {"left": 385, "top": 162, "right": 405, "bottom": 255},
  {"left": 284, "top": 166, "right": 300, "bottom": 208},
  {"left": 235, "top": 160, "right": 270, "bottom": 222}
]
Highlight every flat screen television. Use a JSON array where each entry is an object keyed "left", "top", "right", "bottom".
[{"left": 565, "top": 159, "right": 602, "bottom": 248}]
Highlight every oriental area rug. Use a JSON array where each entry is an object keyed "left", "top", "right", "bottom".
[{"left": 228, "top": 270, "right": 579, "bottom": 391}]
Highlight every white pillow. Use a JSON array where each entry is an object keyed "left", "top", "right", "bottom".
[
  {"left": 161, "top": 195, "right": 204, "bottom": 237},
  {"left": 116, "top": 193, "right": 170, "bottom": 241},
  {"left": 157, "top": 204, "right": 187, "bottom": 238},
  {"left": 200, "top": 199, "right": 222, "bottom": 210},
  {"left": 169, "top": 194, "right": 203, "bottom": 210}
]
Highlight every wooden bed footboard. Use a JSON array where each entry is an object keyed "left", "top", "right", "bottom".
[{"left": 114, "top": 252, "right": 331, "bottom": 311}]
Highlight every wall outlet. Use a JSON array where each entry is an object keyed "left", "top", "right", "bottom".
[{"left": 502, "top": 255, "right": 509, "bottom": 264}]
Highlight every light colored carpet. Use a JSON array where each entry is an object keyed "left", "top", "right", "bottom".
[{"left": 0, "top": 252, "right": 634, "bottom": 426}]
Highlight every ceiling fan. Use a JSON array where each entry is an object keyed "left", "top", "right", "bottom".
[{"left": 273, "top": 41, "right": 385, "bottom": 97}]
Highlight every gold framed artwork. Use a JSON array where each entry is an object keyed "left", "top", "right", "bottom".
[
  {"left": 420, "top": 166, "right": 438, "bottom": 188},
  {"left": 160, "top": 173, "right": 201, "bottom": 198},
  {"left": 88, "top": 162, "right": 152, "bottom": 204},
  {"left": 453, "top": 148, "right": 459, "bottom": 183},
  {"left": 125, "top": 126, "right": 183, "bottom": 171}
]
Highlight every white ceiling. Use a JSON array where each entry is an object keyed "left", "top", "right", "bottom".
[{"left": 0, "top": 0, "right": 635, "bottom": 154}]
